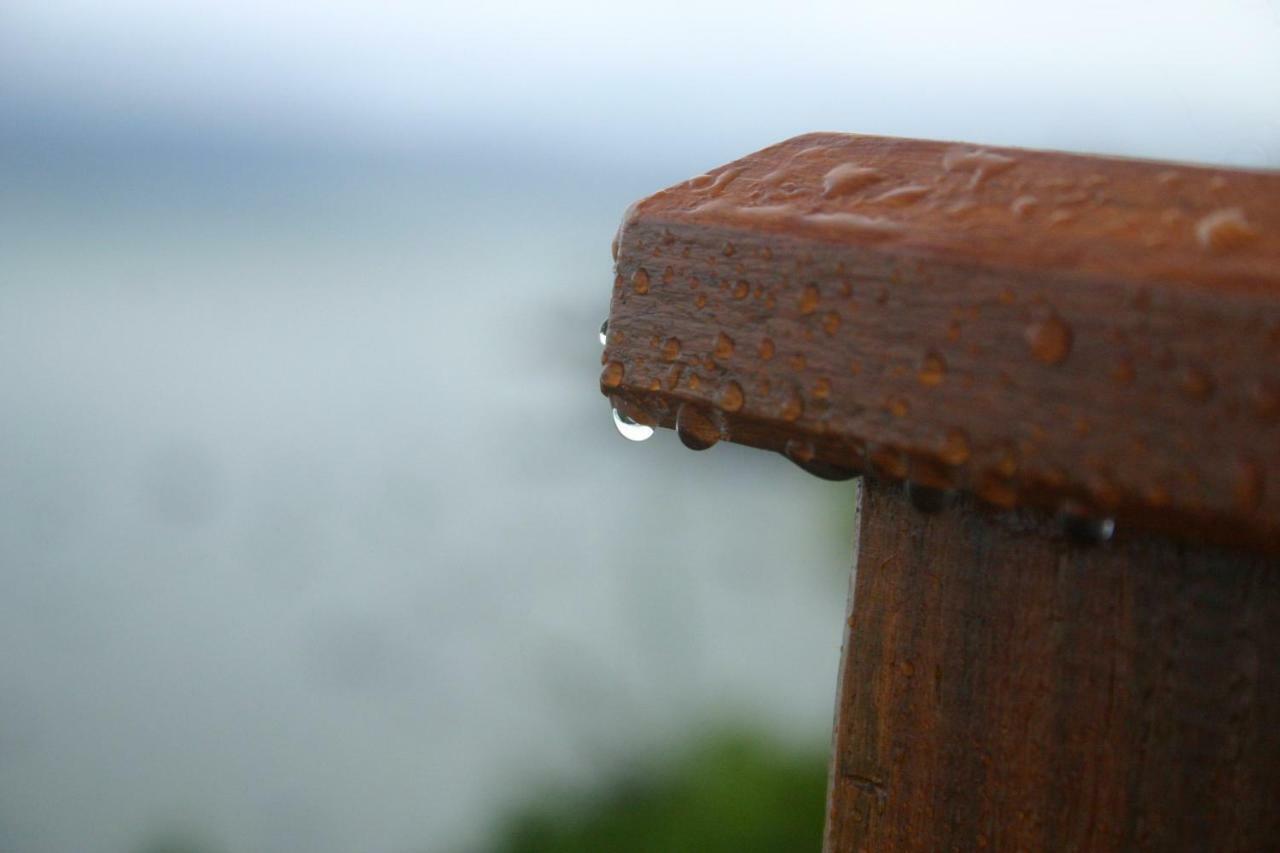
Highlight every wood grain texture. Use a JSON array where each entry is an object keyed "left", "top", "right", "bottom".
[
  {"left": 601, "top": 133, "right": 1280, "bottom": 551},
  {"left": 824, "top": 478, "right": 1280, "bottom": 852}
]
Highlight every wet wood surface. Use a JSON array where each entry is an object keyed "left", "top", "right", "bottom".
[
  {"left": 602, "top": 133, "right": 1280, "bottom": 552},
  {"left": 824, "top": 478, "right": 1280, "bottom": 852}
]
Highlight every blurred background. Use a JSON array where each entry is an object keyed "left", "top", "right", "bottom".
[{"left": 1, "top": 2, "right": 1277, "bottom": 851}]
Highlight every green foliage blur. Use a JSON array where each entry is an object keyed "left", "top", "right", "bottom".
[{"left": 484, "top": 731, "right": 828, "bottom": 853}]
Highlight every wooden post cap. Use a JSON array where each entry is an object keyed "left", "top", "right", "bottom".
[{"left": 601, "top": 133, "right": 1280, "bottom": 552}]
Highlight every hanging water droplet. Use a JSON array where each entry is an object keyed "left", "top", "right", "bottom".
[
  {"left": 612, "top": 408, "right": 654, "bottom": 442},
  {"left": 781, "top": 392, "right": 805, "bottom": 422},
  {"left": 784, "top": 439, "right": 857, "bottom": 481},
  {"left": 940, "top": 428, "right": 970, "bottom": 465},
  {"left": 598, "top": 319, "right": 609, "bottom": 346},
  {"left": 676, "top": 403, "right": 720, "bottom": 451},
  {"left": 1059, "top": 505, "right": 1115, "bottom": 545}
]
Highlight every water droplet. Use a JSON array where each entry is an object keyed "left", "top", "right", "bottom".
[
  {"left": 785, "top": 438, "right": 816, "bottom": 463},
  {"left": 662, "top": 337, "right": 682, "bottom": 361},
  {"left": 1060, "top": 505, "right": 1115, "bottom": 545},
  {"left": 676, "top": 403, "right": 720, "bottom": 451},
  {"left": 781, "top": 392, "right": 804, "bottom": 422},
  {"left": 869, "top": 184, "right": 931, "bottom": 206},
  {"left": 788, "top": 354, "right": 807, "bottom": 370},
  {"left": 601, "top": 361, "right": 625, "bottom": 388},
  {"left": 714, "top": 332, "right": 735, "bottom": 359},
  {"left": 632, "top": 268, "right": 650, "bottom": 294},
  {"left": 694, "top": 293, "right": 708, "bottom": 308},
  {"left": 812, "top": 378, "right": 831, "bottom": 400},
  {"left": 1026, "top": 313, "right": 1072, "bottom": 365},
  {"left": 611, "top": 236, "right": 619, "bottom": 261},
  {"left": 784, "top": 439, "right": 857, "bottom": 481},
  {"left": 869, "top": 445, "right": 907, "bottom": 479},
  {"left": 918, "top": 351, "right": 946, "bottom": 386},
  {"left": 822, "top": 311, "right": 841, "bottom": 335},
  {"left": 905, "top": 482, "right": 950, "bottom": 514},
  {"left": 800, "top": 284, "right": 820, "bottom": 314},
  {"left": 732, "top": 280, "right": 750, "bottom": 299},
  {"left": 720, "top": 381, "right": 745, "bottom": 412},
  {"left": 977, "top": 473, "right": 1018, "bottom": 508},
  {"left": 942, "top": 148, "right": 1017, "bottom": 187},
  {"left": 612, "top": 408, "right": 654, "bottom": 442},
  {"left": 598, "top": 319, "right": 609, "bottom": 345},
  {"left": 707, "top": 166, "right": 744, "bottom": 196},
  {"left": 662, "top": 266, "right": 674, "bottom": 284},
  {"left": 722, "top": 242, "right": 735, "bottom": 257},
  {"left": 800, "top": 211, "right": 905, "bottom": 240},
  {"left": 665, "top": 364, "right": 685, "bottom": 390},
  {"left": 940, "top": 428, "right": 970, "bottom": 465},
  {"left": 1196, "top": 208, "right": 1256, "bottom": 253},
  {"left": 821, "top": 164, "right": 886, "bottom": 198},
  {"left": 1010, "top": 195, "right": 1038, "bottom": 219},
  {"left": 886, "top": 397, "right": 910, "bottom": 418},
  {"left": 759, "top": 338, "right": 776, "bottom": 360}
]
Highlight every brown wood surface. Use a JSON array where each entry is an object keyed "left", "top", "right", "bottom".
[
  {"left": 601, "top": 133, "right": 1280, "bottom": 552},
  {"left": 825, "top": 478, "right": 1280, "bottom": 852}
]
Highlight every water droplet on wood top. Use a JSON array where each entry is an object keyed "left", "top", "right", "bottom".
[
  {"left": 822, "top": 164, "right": 886, "bottom": 198},
  {"left": 1196, "top": 208, "right": 1257, "bottom": 253}
]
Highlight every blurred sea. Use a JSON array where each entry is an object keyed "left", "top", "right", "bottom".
[{"left": 0, "top": 128, "right": 855, "bottom": 853}]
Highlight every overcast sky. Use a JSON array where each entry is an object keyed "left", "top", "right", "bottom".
[{"left": 4, "top": 0, "right": 1279, "bottom": 167}]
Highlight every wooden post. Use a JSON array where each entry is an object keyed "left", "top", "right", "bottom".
[
  {"left": 827, "top": 480, "right": 1280, "bottom": 850},
  {"left": 602, "top": 133, "right": 1280, "bottom": 850}
]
